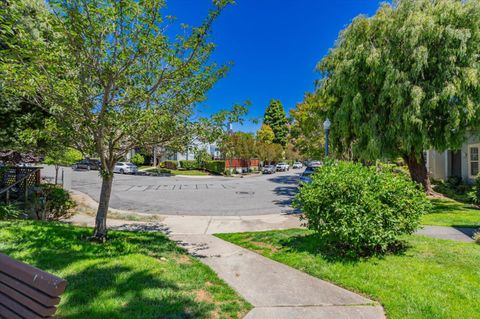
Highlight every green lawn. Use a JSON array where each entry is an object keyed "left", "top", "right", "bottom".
[
  {"left": 0, "top": 221, "right": 251, "bottom": 319},
  {"left": 143, "top": 167, "right": 209, "bottom": 176},
  {"left": 217, "top": 229, "right": 480, "bottom": 319},
  {"left": 422, "top": 197, "right": 480, "bottom": 228}
]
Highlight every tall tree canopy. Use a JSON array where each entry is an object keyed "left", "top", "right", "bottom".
[
  {"left": 263, "top": 99, "right": 289, "bottom": 146},
  {"left": 318, "top": 0, "right": 480, "bottom": 192},
  {"left": 0, "top": 0, "right": 52, "bottom": 153},
  {"left": 1, "top": 0, "right": 233, "bottom": 240},
  {"left": 290, "top": 93, "right": 327, "bottom": 159}
]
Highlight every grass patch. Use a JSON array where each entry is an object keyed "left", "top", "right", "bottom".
[
  {"left": 0, "top": 221, "right": 251, "bottom": 319},
  {"left": 422, "top": 197, "right": 480, "bottom": 228},
  {"left": 217, "top": 229, "right": 480, "bottom": 319}
]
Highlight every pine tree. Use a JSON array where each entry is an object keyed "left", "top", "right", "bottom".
[{"left": 263, "top": 99, "right": 288, "bottom": 146}]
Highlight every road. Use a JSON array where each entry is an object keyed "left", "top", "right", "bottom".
[{"left": 70, "top": 169, "right": 301, "bottom": 216}]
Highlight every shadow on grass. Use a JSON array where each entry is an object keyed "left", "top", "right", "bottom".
[
  {"left": 429, "top": 198, "right": 480, "bottom": 214},
  {"left": 277, "top": 233, "right": 409, "bottom": 263},
  {"left": 0, "top": 221, "right": 214, "bottom": 319}
]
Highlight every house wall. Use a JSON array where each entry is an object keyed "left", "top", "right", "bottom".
[{"left": 427, "top": 150, "right": 446, "bottom": 180}]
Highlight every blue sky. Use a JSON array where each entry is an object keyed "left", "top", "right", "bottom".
[{"left": 167, "top": 1, "right": 384, "bottom": 132}]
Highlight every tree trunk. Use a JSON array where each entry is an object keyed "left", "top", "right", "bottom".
[
  {"left": 403, "top": 152, "right": 434, "bottom": 194},
  {"left": 92, "top": 173, "right": 113, "bottom": 242},
  {"left": 54, "top": 165, "right": 59, "bottom": 185}
]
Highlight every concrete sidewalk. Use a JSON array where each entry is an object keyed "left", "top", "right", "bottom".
[
  {"left": 171, "top": 234, "right": 385, "bottom": 319},
  {"left": 417, "top": 225, "right": 476, "bottom": 243}
]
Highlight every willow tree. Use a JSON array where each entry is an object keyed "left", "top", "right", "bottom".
[
  {"left": 1, "top": 0, "right": 232, "bottom": 240},
  {"left": 319, "top": 0, "right": 480, "bottom": 193}
]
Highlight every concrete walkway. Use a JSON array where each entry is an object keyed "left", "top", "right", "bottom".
[
  {"left": 171, "top": 234, "right": 385, "bottom": 319},
  {"left": 417, "top": 225, "right": 477, "bottom": 243}
]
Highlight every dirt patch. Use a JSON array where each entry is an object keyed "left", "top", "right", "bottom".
[
  {"left": 195, "top": 289, "right": 214, "bottom": 303},
  {"left": 172, "top": 254, "right": 192, "bottom": 265},
  {"left": 252, "top": 241, "right": 279, "bottom": 253}
]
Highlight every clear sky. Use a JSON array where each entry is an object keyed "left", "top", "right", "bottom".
[{"left": 167, "top": 1, "right": 384, "bottom": 133}]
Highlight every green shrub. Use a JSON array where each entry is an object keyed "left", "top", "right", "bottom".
[
  {"left": 130, "top": 153, "right": 145, "bottom": 166},
  {"left": 294, "top": 161, "right": 431, "bottom": 257},
  {"left": 474, "top": 231, "right": 480, "bottom": 244},
  {"left": 179, "top": 160, "right": 198, "bottom": 170},
  {"left": 434, "top": 177, "right": 472, "bottom": 203},
  {"left": 37, "top": 184, "right": 76, "bottom": 220},
  {"left": 163, "top": 160, "right": 177, "bottom": 169},
  {"left": 0, "top": 204, "right": 21, "bottom": 220},
  {"left": 205, "top": 160, "right": 225, "bottom": 174}
]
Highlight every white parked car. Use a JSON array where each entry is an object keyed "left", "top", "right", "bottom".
[
  {"left": 114, "top": 162, "right": 138, "bottom": 174},
  {"left": 292, "top": 162, "right": 303, "bottom": 169},
  {"left": 276, "top": 163, "right": 290, "bottom": 172}
]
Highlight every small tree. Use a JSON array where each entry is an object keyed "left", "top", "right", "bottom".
[
  {"left": 44, "top": 148, "right": 82, "bottom": 184},
  {"left": 318, "top": 0, "right": 480, "bottom": 193},
  {"left": 263, "top": 99, "right": 289, "bottom": 146},
  {"left": 256, "top": 124, "right": 275, "bottom": 144},
  {"left": 194, "top": 148, "right": 211, "bottom": 170},
  {"left": 2, "top": 0, "right": 233, "bottom": 241},
  {"left": 256, "top": 142, "right": 283, "bottom": 165},
  {"left": 130, "top": 153, "right": 145, "bottom": 167}
]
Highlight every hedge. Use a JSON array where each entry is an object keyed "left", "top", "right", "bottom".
[
  {"left": 179, "top": 160, "right": 199, "bottom": 170},
  {"left": 163, "top": 160, "right": 178, "bottom": 169},
  {"left": 204, "top": 160, "right": 225, "bottom": 174}
]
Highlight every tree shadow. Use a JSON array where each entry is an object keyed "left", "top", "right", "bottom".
[
  {"left": 267, "top": 174, "right": 300, "bottom": 185},
  {"left": 277, "top": 233, "right": 410, "bottom": 264}
]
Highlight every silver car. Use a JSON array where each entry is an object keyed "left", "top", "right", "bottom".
[{"left": 114, "top": 162, "right": 138, "bottom": 174}]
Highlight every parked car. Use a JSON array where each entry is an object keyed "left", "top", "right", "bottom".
[
  {"left": 299, "top": 167, "right": 316, "bottom": 186},
  {"left": 72, "top": 159, "right": 101, "bottom": 170},
  {"left": 276, "top": 163, "right": 290, "bottom": 172},
  {"left": 292, "top": 162, "right": 303, "bottom": 169},
  {"left": 262, "top": 165, "right": 276, "bottom": 174},
  {"left": 113, "top": 162, "right": 138, "bottom": 174},
  {"left": 308, "top": 160, "right": 322, "bottom": 168}
]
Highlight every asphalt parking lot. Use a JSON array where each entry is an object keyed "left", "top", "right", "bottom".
[{"left": 70, "top": 169, "right": 302, "bottom": 216}]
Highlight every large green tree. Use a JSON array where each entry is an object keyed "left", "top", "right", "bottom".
[
  {"left": 319, "top": 0, "right": 480, "bottom": 193},
  {"left": 1, "top": 0, "right": 233, "bottom": 240},
  {"left": 263, "top": 99, "right": 289, "bottom": 146},
  {"left": 290, "top": 93, "right": 326, "bottom": 159},
  {"left": 0, "top": 0, "right": 52, "bottom": 153}
]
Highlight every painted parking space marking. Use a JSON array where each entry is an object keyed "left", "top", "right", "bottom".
[{"left": 125, "top": 184, "right": 238, "bottom": 191}]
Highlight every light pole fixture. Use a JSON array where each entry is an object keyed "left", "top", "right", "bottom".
[{"left": 323, "top": 118, "right": 331, "bottom": 157}]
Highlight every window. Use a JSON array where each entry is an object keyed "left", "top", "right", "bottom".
[{"left": 468, "top": 145, "right": 479, "bottom": 178}]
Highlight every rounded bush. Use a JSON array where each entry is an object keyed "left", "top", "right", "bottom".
[{"left": 294, "top": 161, "right": 431, "bottom": 256}]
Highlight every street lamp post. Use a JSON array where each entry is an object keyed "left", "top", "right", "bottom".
[{"left": 323, "top": 118, "right": 331, "bottom": 157}]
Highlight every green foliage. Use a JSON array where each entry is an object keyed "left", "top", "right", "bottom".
[
  {"left": 44, "top": 148, "right": 83, "bottom": 166},
  {"left": 467, "top": 177, "right": 480, "bottom": 205},
  {"left": 0, "top": 204, "right": 21, "bottom": 220},
  {"left": 194, "top": 148, "right": 211, "bottom": 169},
  {"left": 318, "top": 0, "right": 480, "bottom": 182},
  {"left": 179, "top": 160, "right": 199, "bottom": 170},
  {"left": 204, "top": 160, "right": 225, "bottom": 174},
  {"left": 263, "top": 100, "right": 289, "bottom": 146},
  {"left": 130, "top": 153, "right": 145, "bottom": 166},
  {"left": 474, "top": 231, "right": 480, "bottom": 244},
  {"left": 256, "top": 142, "right": 283, "bottom": 164},
  {"left": 290, "top": 93, "right": 327, "bottom": 159},
  {"left": 256, "top": 124, "right": 275, "bottom": 144},
  {"left": 433, "top": 177, "right": 472, "bottom": 203},
  {"left": 294, "top": 161, "right": 431, "bottom": 256},
  {"left": 37, "top": 184, "right": 76, "bottom": 220},
  {"left": 162, "top": 160, "right": 178, "bottom": 169},
  {"left": 220, "top": 132, "right": 257, "bottom": 161}
]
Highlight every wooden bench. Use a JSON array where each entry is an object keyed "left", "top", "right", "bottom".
[{"left": 0, "top": 253, "right": 67, "bottom": 319}]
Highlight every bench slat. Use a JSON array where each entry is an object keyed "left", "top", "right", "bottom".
[
  {"left": 0, "top": 292, "right": 44, "bottom": 319},
  {"left": 0, "top": 282, "right": 56, "bottom": 317},
  {"left": 0, "top": 303, "right": 23, "bottom": 319},
  {"left": 0, "top": 273, "right": 60, "bottom": 307},
  {"left": 0, "top": 254, "right": 66, "bottom": 297}
]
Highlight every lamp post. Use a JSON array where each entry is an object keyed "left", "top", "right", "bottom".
[{"left": 323, "top": 118, "right": 331, "bottom": 157}]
